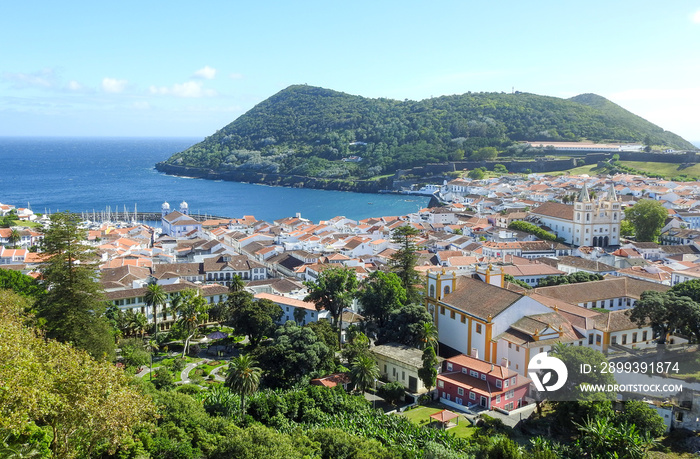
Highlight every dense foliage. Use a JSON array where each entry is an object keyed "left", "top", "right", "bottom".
[{"left": 162, "top": 85, "right": 694, "bottom": 181}]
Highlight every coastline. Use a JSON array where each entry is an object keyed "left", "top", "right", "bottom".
[{"left": 154, "top": 162, "right": 393, "bottom": 194}]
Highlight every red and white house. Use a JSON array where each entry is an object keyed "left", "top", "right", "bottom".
[{"left": 437, "top": 353, "right": 531, "bottom": 412}]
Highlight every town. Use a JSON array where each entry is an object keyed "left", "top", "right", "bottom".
[{"left": 4, "top": 169, "right": 700, "bottom": 457}]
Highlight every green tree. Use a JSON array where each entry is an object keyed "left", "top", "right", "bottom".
[
  {"left": 418, "top": 345, "right": 439, "bottom": 395},
  {"left": 357, "top": 270, "right": 407, "bottom": 329},
  {"left": 0, "top": 289, "right": 154, "bottom": 458},
  {"left": 670, "top": 279, "right": 700, "bottom": 302},
  {"left": 225, "top": 354, "right": 262, "bottom": 418},
  {"left": 0, "top": 268, "right": 44, "bottom": 298},
  {"left": 624, "top": 199, "right": 667, "bottom": 242},
  {"left": 377, "top": 381, "right": 405, "bottom": 405},
  {"left": 350, "top": 354, "right": 380, "bottom": 394},
  {"left": 628, "top": 291, "right": 698, "bottom": 343},
  {"left": 378, "top": 303, "right": 434, "bottom": 347},
  {"left": 227, "top": 291, "right": 283, "bottom": 347},
  {"left": 390, "top": 225, "right": 423, "bottom": 303},
  {"left": 493, "top": 163, "right": 508, "bottom": 174},
  {"left": 228, "top": 274, "right": 246, "bottom": 293},
  {"left": 306, "top": 319, "right": 340, "bottom": 351},
  {"left": 472, "top": 146, "right": 498, "bottom": 160},
  {"left": 616, "top": 400, "right": 666, "bottom": 438},
  {"left": 255, "top": 321, "right": 335, "bottom": 389},
  {"left": 119, "top": 337, "right": 150, "bottom": 369},
  {"left": 304, "top": 266, "right": 358, "bottom": 345},
  {"left": 8, "top": 228, "right": 21, "bottom": 247},
  {"left": 144, "top": 282, "right": 166, "bottom": 343},
  {"left": 172, "top": 288, "right": 210, "bottom": 356},
  {"left": 36, "top": 212, "right": 115, "bottom": 360},
  {"left": 341, "top": 330, "right": 372, "bottom": 364},
  {"left": 417, "top": 320, "right": 439, "bottom": 350},
  {"left": 467, "top": 168, "right": 485, "bottom": 180}
]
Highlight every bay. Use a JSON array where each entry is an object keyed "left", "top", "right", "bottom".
[{"left": 0, "top": 137, "right": 429, "bottom": 222}]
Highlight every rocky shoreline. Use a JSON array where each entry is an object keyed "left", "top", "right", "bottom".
[{"left": 155, "top": 162, "right": 393, "bottom": 194}]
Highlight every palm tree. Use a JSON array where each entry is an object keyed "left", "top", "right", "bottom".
[
  {"left": 350, "top": 354, "right": 379, "bottom": 394},
  {"left": 173, "top": 289, "right": 210, "bottom": 357},
  {"left": 144, "top": 282, "right": 166, "bottom": 342},
  {"left": 8, "top": 228, "right": 21, "bottom": 248},
  {"left": 225, "top": 354, "right": 262, "bottom": 418},
  {"left": 228, "top": 274, "right": 245, "bottom": 293},
  {"left": 132, "top": 312, "right": 148, "bottom": 338},
  {"left": 418, "top": 321, "right": 439, "bottom": 351}
]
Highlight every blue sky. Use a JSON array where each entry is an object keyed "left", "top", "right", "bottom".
[{"left": 2, "top": 1, "right": 699, "bottom": 142}]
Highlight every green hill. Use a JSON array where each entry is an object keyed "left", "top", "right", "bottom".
[{"left": 159, "top": 85, "right": 695, "bottom": 182}]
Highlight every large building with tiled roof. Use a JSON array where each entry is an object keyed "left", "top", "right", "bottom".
[
  {"left": 532, "top": 276, "right": 669, "bottom": 310},
  {"left": 425, "top": 268, "right": 551, "bottom": 364}
]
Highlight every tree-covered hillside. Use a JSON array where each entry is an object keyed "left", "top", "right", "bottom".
[{"left": 161, "top": 85, "right": 695, "bottom": 180}]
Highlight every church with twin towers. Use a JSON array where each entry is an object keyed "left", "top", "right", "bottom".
[{"left": 529, "top": 183, "right": 621, "bottom": 248}]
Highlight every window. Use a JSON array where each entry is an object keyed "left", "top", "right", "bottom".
[
  {"left": 504, "top": 379, "right": 509, "bottom": 388},
  {"left": 469, "top": 392, "right": 476, "bottom": 400},
  {"left": 511, "top": 376, "right": 516, "bottom": 385},
  {"left": 496, "top": 379, "right": 502, "bottom": 388},
  {"left": 588, "top": 334, "right": 594, "bottom": 345},
  {"left": 458, "top": 387, "right": 464, "bottom": 396},
  {"left": 481, "top": 374, "right": 486, "bottom": 380},
  {"left": 429, "top": 285, "right": 435, "bottom": 297},
  {"left": 470, "top": 370, "right": 478, "bottom": 378},
  {"left": 508, "top": 342, "right": 512, "bottom": 349},
  {"left": 450, "top": 310, "right": 455, "bottom": 320},
  {"left": 643, "top": 331, "right": 648, "bottom": 341},
  {"left": 496, "top": 395, "right": 501, "bottom": 403},
  {"left": 438, "top": 380, "right": 444, "bottom": 388},
  {"left": 461, "top": 314, "right": 466, "bottom": 324},
  {"left": 476, "top": 323, "right": 482, "bottom": 334},
  {"left": 622, "top": 334, "right": 627, "bottom": 345},
  {"left": 596, "top": 335, "right": 601, "bottom": 345},
  {"left": 444, "top": 285, "right": 451, "bottom": 295},
  {"left": 446, "top": 362, "right": 453, "bottom": 371},
  {"left": 440, "top": 306, "right": 445, "bottom": 315},
  {"left": 402, "top": 371, "right": 405, "bottom": 380},
  {"left": 462, "top": 368, "right": 467, "bottom": 374},
  {"left": 611, "top": 335, "right": 617, "bottom": 345},
  {"left": 632, "top": 332, "right": 637, "bottom": 343}
]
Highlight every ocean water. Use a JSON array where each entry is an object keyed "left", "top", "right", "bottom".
[{"left": 0, "top": 137, "right": 429, "bottom": 222}]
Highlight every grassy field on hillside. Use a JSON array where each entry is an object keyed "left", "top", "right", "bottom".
[{"left": 553, "top": 161, "right": 700, "bottom": 180}]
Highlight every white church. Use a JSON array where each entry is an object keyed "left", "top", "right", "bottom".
[
  {"left": 529, "top": 183, "right": 621, "bottom": 247},
  {"left": 161, "top": 201, "right": 202, "bottom": 238}
]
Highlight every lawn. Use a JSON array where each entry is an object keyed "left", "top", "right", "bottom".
[
  {"left": 401, "top": 405, "right": 476, "bottom": 439},
  {"left": 554, "top": 161, "right": 700, "bottom": 180}
]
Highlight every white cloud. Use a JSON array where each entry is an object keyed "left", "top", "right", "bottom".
[
  {"left": 2, "top": 68, "right": 57, "bottom": 89},
  {"left": 149, "top": 81, "right": 217, "bottom": 98},
  {"left": 102, "top": 77, "right": 127, "bottom": 93},
  {"left": 229, "top": 73, "right": 244, "bottom": 80},
  {"left": 66, "top": 80, "right": 83, "bottom": 91},
  {"left": 193, "top": 66, "right": 217, "bottom": 80}
]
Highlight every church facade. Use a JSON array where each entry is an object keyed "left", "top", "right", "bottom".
[{"left": 529, "top": 183, "right": 621, "bottom": 247}]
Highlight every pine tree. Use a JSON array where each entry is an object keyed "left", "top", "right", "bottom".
[
  {"left": 36, "top": 212, "right": 115, "bottom": 360},
  {"left": 389, "top": 225, "right": 423, "bottom": 303}
]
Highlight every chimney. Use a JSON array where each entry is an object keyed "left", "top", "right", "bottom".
[
  {"left": 490, "top": 364, "right": 494, "bottom": 372},
  {"left": 470, "top": 348, "right": 479, "bottom": 359}
]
